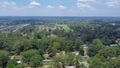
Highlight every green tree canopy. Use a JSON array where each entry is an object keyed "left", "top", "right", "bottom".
[
  {"left": 6, "top": 59, "right": 17, "bottom": 68},
  {"left": 29, "top": 54, "right": 43, "bottom": 68},
  {"left": 88, "top": 54, "right": 104, "bottom": 68},
  {"left": 0, "top": 50, "right": 9, "bottom": 68},
  {"left": 88, "top": 39, "right": 105, "bottom": 57},
  {"left": 20, "top": 49, "right": 39, "bottom": 63},
  {"left": 15, "top": 38, "right": 32, "bottom": 54},
  {"left": 99, "top": 46, "right": 120, "bottom": 58}
]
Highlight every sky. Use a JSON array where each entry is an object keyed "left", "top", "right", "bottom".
[{"left": 0, "top": 0, "right": 120, "bottom": 16}]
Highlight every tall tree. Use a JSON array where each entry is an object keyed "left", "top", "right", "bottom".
[
  {"left": 88, "top": 55, "right": 104, "bottom": 68},
  {"left": 29, "top": 54, "right": 43, "bottom": 68},
  {"left": 0, "top": 50, "right": 9, "bottom": 68},
  {"left": 88, "top": 39, "right": 105, "bottom": 57},
  {"left": 15, "top": 39, "right": 32, "bottom": 54},
  {"left": 20, "top": 49, "right": 39, "bottom": 64}
]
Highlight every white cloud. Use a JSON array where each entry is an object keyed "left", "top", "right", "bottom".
[
  {"left": 59, "top": 5, "right": 66, "bottom": 9},
  {"left": 106, "top": 1, "right": 120, "bottom": 8},
  {"left": 77, "top": 0, "right": 94, "bottom": 9},
  {"left": 0, "top": 1, "right": 16, "bottom": 8},
  {"left": 77, "top": 2, "right": 92, "bottom": 8},
  {"left": 78, "top": 0, "right": 95, "bottom": 2},
  {"left": 29, "top": 1, "right": 40, "bottom": 8},
  {"left": 47, "top": 5, "right": 54, "bottom": 8}
]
